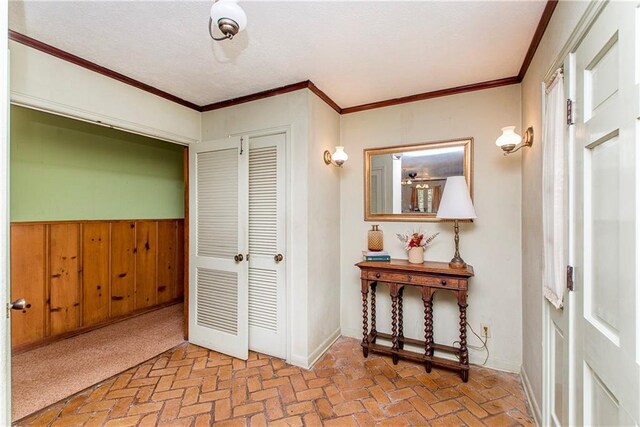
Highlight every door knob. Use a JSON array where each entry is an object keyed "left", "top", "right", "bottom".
[
  {"left": 274, "top": 254, "right": 284, "bottom": 263},
  {"left": 234, "top": 254, "right": 244, "bottom": 262},
  {"left": 7, "top": 298, "right": 31, "bottom": 317}
]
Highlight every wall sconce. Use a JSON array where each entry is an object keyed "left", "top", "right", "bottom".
[
  {"left": 324, "top": 146, "right": 348, "bottom": 167},
  {"left": 495, "top": 126, "right": 534, "bottom": 155}
]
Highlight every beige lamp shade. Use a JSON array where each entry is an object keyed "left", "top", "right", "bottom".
[{"left": 436, "top": 176, "right": 477, "bottom": 219}]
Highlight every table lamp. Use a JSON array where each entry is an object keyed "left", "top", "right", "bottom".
[{"left": 436, "top": 176, "right": 477, "bottom": 269}]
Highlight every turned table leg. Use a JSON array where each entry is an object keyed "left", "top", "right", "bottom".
[
  {"left": 371, "top": 283, "right": 377, "bottom": 343},
  {"left": 458, "top": 291, "right": 469, "bottom": 382},
  {"left": 422, "top": 287, "right": 435, "bottom": 373},
  {"left": 398, "top": 287, "right": 405, "bottom": 350},
  {"left": 361, "top": 279, "right": 369, "bottom": 357},
  {"left": 390, "top": 283, "right": 400, "bottom": 364}
]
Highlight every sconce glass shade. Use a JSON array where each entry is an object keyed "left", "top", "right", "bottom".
[
  {"left": 211, "top": 0, "right": 247, "bottom": 32},
  {"left": 495, "top": 126, "right": 522, "bottom": 149},
  {"left": 436, "top": 176, "right": 477, "bottom": 219},
  {"left": 331, "top": 146, "right": 348, "bottom": 166}
]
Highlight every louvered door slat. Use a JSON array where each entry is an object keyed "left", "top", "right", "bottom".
[
  {"left": 189, "top": 137, "right": 248, "bottom": 360},
  {"left": 249, "top": 268, "right": 277, "bottom": 332},
  {"left": 247, "top": 133, "right": 286, "bottom": 358},
  {"left": 196, "top": 149, "right": 238, "bottom": 258},
  {"left": 249, "top": 146, "right": 278, "bottom": 256}
]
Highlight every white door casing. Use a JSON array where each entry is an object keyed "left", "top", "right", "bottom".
[
  {"left": 543, "top": 54, "right": 573, "bottom": 427},
  {"left": 573, "top": 1, "right": 639, "bottom": 425},
  {"left": 2, "top": 5, "right": 11, "bottom": 420},
  {"left": 247, "top": 133, "right": 287, "bottom": 359},
  {"left": 189, "top": 136, "right": 249, "bottom": 360}
]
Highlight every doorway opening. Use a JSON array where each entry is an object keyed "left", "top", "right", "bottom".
[{"left": 8, "top": 105, "right": 188, "bottom": 422}]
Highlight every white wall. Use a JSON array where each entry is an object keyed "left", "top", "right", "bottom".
[
  {"left": 201, "top": 90, "right": 313, "bottom": 366},
  {"left": 520, "top": 0, "right": 589, "bottom": 416},
  {"left": 306, "top": 92, "right": 342, "bottom": 362},
  {"left": 9, "top": 41, "right": 201, "bottom": 145},
  {"left": 340, "top": 85, "right": 523, "bottom": 372}
]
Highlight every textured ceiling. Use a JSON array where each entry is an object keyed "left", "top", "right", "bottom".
[{"left": 8, "top": 1, "right": 547, "bottom": 108}]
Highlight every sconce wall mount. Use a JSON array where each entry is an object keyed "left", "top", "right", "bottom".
[
  {"left": 496, "top": 126, "right": 534, "bottom": 155},
  {"left": 324, "top": 146, "right": 348, "bottom": 167}
]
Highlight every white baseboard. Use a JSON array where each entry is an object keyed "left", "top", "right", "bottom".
[
  {"left": 288, "top": 327, "right": 341, "bottom": 370},
  {"left": 307, "top": 327, "right": 341, "bottom": 368},
  {"left": 289, "top": 354, "right": 310, "bottom": 369},
  {"left": 521, "top": 366, "right": 541, "bottom": 426}
]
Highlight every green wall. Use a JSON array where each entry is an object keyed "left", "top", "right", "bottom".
[{"left": 10, "top": 106, "right": 184, "bottom": 221}]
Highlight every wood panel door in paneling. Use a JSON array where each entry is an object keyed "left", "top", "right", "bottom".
[
  {"left": 82, "top": 223, "right": 110, "bottom": 325},
  {"left": 157, "top": 221, "right": 178, "bottom": 304},
  {"left": 49, "top": 224, "right": 81, "bottom": 335},
  {"left": 135, "top": 221, "right": 157, "bottom": 309},
  {"left": 10, "top": 224, "right": 47, "bottom": 347},
  {"left": 111, "top": 222, "right": 136, "bottom": 316}
]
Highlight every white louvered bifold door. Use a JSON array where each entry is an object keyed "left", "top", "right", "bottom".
[
  {"left": 247, "top": 133, "right": 286, "bottom": 359},
  {"left": 189, "top": 137, "right": 249, "bottom": 360}
]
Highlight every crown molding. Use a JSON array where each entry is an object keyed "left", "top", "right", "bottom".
[
  {"left": 8, "top": 30, "right": 202, "bottom": 111},
  {"left": 307, "top": 81, "right": 341, "bottom": 114},
  {"left": 200, "top": 81, "right": 310, "bottom": 112},
  {"left": 518, "top": 0, "right": 559, "bottom": 81},
  {"left": 8, "top": 0, "right": 557, "bottom": 116},
  {"left": 340, "top": 76, "right": 520, "bottom": 115}
]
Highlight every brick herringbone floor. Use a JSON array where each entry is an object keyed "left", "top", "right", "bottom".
[{"left": 16, "top": 337, "right": 533, "bottom": 426}]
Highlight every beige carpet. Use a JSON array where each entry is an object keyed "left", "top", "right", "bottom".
[{"left": 12, "top": 303, "right": 185, "bottom": 422}]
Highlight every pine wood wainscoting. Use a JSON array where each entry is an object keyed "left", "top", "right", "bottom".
[{"left": 10, "top": 219, "right": 185, "bottom": 353}]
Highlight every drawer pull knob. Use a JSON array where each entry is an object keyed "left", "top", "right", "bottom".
[
  {"left": 375, "top": 273, "right": 381, "bottom": 279},
  {"left": 441, "top": 280, "right": 447, "bottom": 286}
]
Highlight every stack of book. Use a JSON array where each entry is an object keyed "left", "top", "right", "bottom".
[{"left": 362, "top": 250, "right": 391, "bottom": 262}]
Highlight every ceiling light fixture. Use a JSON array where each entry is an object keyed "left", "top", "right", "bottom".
[{"left": 209, "top": 0, "right": 247, "bottom": 41}]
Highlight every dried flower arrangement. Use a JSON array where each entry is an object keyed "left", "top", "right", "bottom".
[{"left": 396, "top": 231, "right": 440, "bottom": 251}]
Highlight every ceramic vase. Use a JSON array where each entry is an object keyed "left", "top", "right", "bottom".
[
  {"left": 408, "top": 246, "right": 424, "bottom": 264},
  {"left": 368, "top": 225, "right": 384, "bottom": 251}
]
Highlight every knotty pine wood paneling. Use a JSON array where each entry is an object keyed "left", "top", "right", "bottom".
[
  {"left": 135, "top": 221, "right": 157, "bottom": 310},
  {"left": 9, "top": 219, "right": 184, "bottom": 350},
  {"left": 157, "top": 221, "right": 178, "bottom": 304},
  {"left": 10, "top": 224, "right": 47, "bottom": 347},
  {"left": 176, "top": 220, "right": 185, "bottom": 300},
  {"left": 111, "top": 222, "right": 136, "bottom": 316},
  {"left": 82, "top": 222, "right": 110, "bottom": 326},
  {"left": 49, "top": 223, "right": 81, "bottom": 335}
]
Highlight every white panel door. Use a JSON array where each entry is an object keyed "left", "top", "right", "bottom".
[
  {"left": 573, "top": 2, "right": 639, "bottom": 425},
  {"left": 247, "top": 133, "right": 286, "bottom": 359},
  {"left": 189, "top": 137, "right": 249, "bottom": 360}
]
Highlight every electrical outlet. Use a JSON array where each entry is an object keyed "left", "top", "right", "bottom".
[{"left": 481, "top": 324, "right": 491, "bottom": 338}]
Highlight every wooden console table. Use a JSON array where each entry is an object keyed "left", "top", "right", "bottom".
[{"left": 356, "top": 259, "right": 474, "bottom": 382}]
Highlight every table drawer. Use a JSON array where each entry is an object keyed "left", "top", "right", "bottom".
[
  {"left": 409, "top": 275, "right": 460, "bottom": 288},
  {"left": 365, "top": 270, "right": 410, "bottom": 283}
]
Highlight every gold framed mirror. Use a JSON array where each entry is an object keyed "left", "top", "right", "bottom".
[{"left": 364, "top": 137, "right": 473, "bottom": 222}]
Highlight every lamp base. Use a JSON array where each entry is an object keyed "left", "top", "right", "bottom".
[{"left": 449, "top": 255, "right": 467, "bottom": 269}]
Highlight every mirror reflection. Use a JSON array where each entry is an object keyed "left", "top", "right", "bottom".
[{"left": 365, "top": 138, "right": 472, "bottom": 221}]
